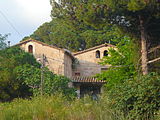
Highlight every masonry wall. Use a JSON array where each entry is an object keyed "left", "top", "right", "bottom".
[
  {"left": 19, "top": 40, "right": 114, "bottom": 78},
  {"left": 64, "top": 53, "right": 73, "bottom": 78},
  {"left": 20, "top": 41, "right": 66, "bottom": 76},
  {"left": 73, "top": 46, "right": 112, "bottom": 77}
]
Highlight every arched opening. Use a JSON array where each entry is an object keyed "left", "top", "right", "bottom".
[
  {"left": 96, "top": 50, "right": 100, "bottom": 58},
  {"left": 104, "top": 50, "right": 108, "bottom": 56},
  {"left": 28, "top": 45, "right": 33, "bottom": 53}
]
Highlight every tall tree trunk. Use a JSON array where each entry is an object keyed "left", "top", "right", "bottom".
[{"left": 139, "top": 15, "right": 148, "bottom": 75}]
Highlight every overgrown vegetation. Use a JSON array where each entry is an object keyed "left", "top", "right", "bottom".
[
  {"left": 0, "top": 95, "right": 125, "bottom": 120},
  {"left": 97, "top": 36, "right": 137, "bottom": 90},
  {"left": 16, "top": 64, "right": 75, "bottom": 97},
  {"left": 110, "top": 73, "right": 160, "bottom": 120},
  {"left": 96, "top": 36, "right": 160, "bottom": 119},
  {"left": 0, "top": 93, "right": 160, "bottom": 120},
  {"left": 0, "top": 47, "right": 38, "bottom": 102},
  {"left": 0, "top": 0, "right": 160, "bottom": 120},
  {"left": 0, "top": 47, "right": 75, "bottom": 102}
]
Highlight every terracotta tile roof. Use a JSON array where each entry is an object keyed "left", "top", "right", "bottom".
[
  {"left": 73, "top": 43, "right": 116, "bottom": 56},
  {"left": 71, "top": 76, "right": 106, "bottom": 83}
]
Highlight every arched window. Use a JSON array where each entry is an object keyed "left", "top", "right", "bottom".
[
  {"left": 96, "top": 50, "right": 100, "bottom": 58},
  {"left": 28, "top": 45, "right": 33, "bottom": 53},
  {"left": 104, "top": 50, "right": 108, "bottom": 56}
]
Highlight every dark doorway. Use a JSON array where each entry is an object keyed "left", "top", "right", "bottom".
[{"left": 80, "top": 84, "right": 101, "bottom": 98}]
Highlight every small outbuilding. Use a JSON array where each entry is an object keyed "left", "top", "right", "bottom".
[{"left": 71, "top": 76, "right": 106, "bottom": 98}]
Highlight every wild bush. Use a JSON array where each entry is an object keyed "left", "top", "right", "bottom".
[
  {"left": 0, "top": 95, "right": 126, "bottom": 120},
  {"left": 110, "top": 73, "right": 160, "bottom": 120},
  {"left": 0, "top": 47, "right": 75, "bottom": 102},
  {"left": 97, "top": 36, "right": 137, "bottom": 90},
  {"left": 15, "top": 64, "right": 76, "bottom": 98},
  {"left": 0, "top": 47, "right": 39, "bottom": 102}
]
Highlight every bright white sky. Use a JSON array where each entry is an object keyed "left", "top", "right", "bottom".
[{"left": 0, "top": 0, "right": 52, "bottom": 45}]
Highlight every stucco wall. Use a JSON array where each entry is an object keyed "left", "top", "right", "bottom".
[
  {"left": 20, "top": 41, "right": 67, "bottom": 76},
  {"left": 73, "top": 46, "right": 112, "bottom": 77}
]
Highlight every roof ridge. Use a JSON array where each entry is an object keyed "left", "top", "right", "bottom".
[
  {"left": 15, "top": 39, "right": 62, "bottom": 51},
  {"left": 73, "top": 43, "right": 115, "bottom": 56},
  {"left": 14, "top": 38, "right": 74, "bottom": 59}
]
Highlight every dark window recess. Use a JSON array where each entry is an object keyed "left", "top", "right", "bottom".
[
  {"left": 104, "top": 50, "right": 108, "bottom": 56},
  {"left": 101, "top": 68, "right": 108, "bottom": 71},
  {"left": 96, "top": 50, "right": 100, "bottom": 58},
  {"left": 75, "top": 72, "right": 80, "bottom": 76},
  {"left": 28, "top": 45, "right": 33, "bottom": 53}
]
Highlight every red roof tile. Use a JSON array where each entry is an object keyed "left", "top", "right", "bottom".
[{"left": 71, "top": 76, "right": 106, "bottom": 83}]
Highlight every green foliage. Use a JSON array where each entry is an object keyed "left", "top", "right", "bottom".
[
  {"left": 15, "top": 64, "right": 76, "bottom": 97},
  {"left": 0, "top": 47, "right": 75, "bottom": 101},
  {"left": 75, "top": 0, "right": 160, "bottom": 45},
  {"left": 0, "top": 95, "right": 126, "bottom": 120},
  {"left": 23, "top": 0, "right": 136, "bottom": 51},
  {"left": 0, "top": 34, "right": 8, "bottom": 50},
  {"left": 80, "top": 25, "right": 122, "bottom": 48},
  {"left": 25, "top": 18, "right": 125, "bottom": 51},
  {"left": 110, "top": 73, "right": 160, "bottom": 119},
  {"left": 26, "top": 19, "right": 83, "bottom": 51},
  {"left": 49, "top": 1, "right": 160, "bottom": 75},
  {"left": 97, "top": 36, "right": 137, "bottom": 89},
  {"left": 0, "top": 47, "right": 39, "bottom": 102}
]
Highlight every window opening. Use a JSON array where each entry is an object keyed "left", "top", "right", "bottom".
[
  {"left": 75, "top": 72, "right": 80, "bottom": 76},
  {"left": 28, "top": 45, "right": 33, "bottom": 53},
  {"left": 104, "top": 50, "right": 108, "bottom": 56},
  {"left": 96, "top": 50, "right": 100, "bottom": 58}
]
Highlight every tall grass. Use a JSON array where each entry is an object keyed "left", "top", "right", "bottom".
[{"left": 0, "top": 95, "right": 126, "bottom": 120}]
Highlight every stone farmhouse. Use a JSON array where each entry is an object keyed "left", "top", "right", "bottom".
[{"left": 16, "top": 39, "right": 115, "bottom": 97}]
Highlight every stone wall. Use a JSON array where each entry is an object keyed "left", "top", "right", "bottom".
[
  {"left": 73, "top": 45, "right": 113, "bottom": 77},
  {"left": 19, "top": 40, "right": 72, "bottom": 77},
  {"left": 19, "top": 40, "right": 115, "bottom": 78},
  {"left": 64, "top": 52, "right": 73, "bottom": 78}
]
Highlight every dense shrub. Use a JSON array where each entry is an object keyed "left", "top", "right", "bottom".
[
  {"left": 15, "top": 65, "right": 76, "bottom": 98},
  {"left": 110, "top": 73, "right": 160, "bottom": 119},
  {"left": 0, "top": 47, "right": 39, "bottom": 102},
  {"left": 97, "top": 36, "right": 137, "bottom": 90},
  {"left": 0, "top": 95, "right": 125, "bottom": 120},
  {"left": 0, "top": 47, "right": 75, "bottom": 102}
]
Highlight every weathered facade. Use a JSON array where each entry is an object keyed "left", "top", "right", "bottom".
[
  {"left": 17, "top": 39, "right": 73, "bottom": 78},
  {"left": 17, "top": 39, "right": 115, "bottom": 78},
  {"left": 17, "top": 39, "right": 115, "bottom": 98},
  {"left": 73, "top": 44, "right": 115, "bottom": 77}
]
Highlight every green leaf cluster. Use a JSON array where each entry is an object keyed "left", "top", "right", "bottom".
[
  {"left": 0, "top": 47, "right": 75, "bottom": 101},
  {"left": 15, "top": 64, "right": 76, "bottom": 97},
  {"left": 0, "top": 47, "right": 39, "bottom": 102},
  {"left": 110, "top": 73, "right": 160, "bottom": 119},
  {"left": 23, "top": 0, "right": 138, "bottom": 51},
  {"left": 24, "top": 19, "right": 124, "bottom": 51},
  {"left": 0, "top": 34, "right": 8, "bottom": 50},
  {"left": 97, "top": 36, "right": 137, "bottom": 89},
  {"left": 50, "top": 0, "right": 160, "bottom": 47}
]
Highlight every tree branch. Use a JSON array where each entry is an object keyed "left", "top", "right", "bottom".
[
  {"left": 148, "top": 45, "right": 160, "bottom": 53},
  {"left": 148, "top": 57, "right": 160, "bottom": 64}
]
